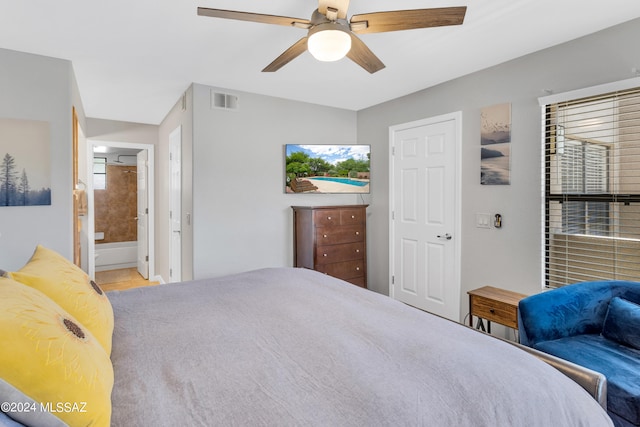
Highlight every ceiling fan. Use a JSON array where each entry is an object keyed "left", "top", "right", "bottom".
[{"left": 197, "top": 0, "right": 466, "bottom": 74}]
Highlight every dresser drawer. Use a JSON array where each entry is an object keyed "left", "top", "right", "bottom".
[
  {"left": 340, "top": 208, "right": 365, "bottom": 225},
  {"left": 317, "top": 260, "right": 365, "bottom": 280},
  {"left": 346, "top": 276, "right": 366, "bottom": 288},
  {"left": 313, "top": 210, "right": 341, "bottom": 227},
  {"left": 316, "top": 225, "right": 364, "bottom": 245},
  {"left": 470, "top": 295, "right": 518, "bottom": 329},
  {"left": 315, "top": 242, "right": 364, "bottom": 265}
]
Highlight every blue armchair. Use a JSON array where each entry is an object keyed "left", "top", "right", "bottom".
[{"left": 518, "top": 280, "right": 640, "bottom": 427}]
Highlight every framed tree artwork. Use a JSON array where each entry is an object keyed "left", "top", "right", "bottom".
[{"left": 0, "top": 118, "right": 51, "bottom": 206}]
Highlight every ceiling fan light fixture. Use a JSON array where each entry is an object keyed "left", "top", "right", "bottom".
[
  {"left": 307, "top": 23, "right": 352, "bottom": 62},
  {"left": 199, "top": 4, "right": 467, "bottom": 73}
]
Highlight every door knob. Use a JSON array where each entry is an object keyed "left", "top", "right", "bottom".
[{"left": 437, "top": 233, "right": 452, "bottom": 240}]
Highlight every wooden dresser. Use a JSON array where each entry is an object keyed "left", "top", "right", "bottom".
[{"left": 292, "top": 205, "right": 368, "bottom": 288}]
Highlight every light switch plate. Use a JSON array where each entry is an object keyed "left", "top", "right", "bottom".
[{"left": 476, "top": 213, "right": 491, "bottom": 229}]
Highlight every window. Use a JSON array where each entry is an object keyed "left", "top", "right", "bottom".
[
  {"left": 544, "top": 86, "right": 640, "bottom": 287},
  {"left": 93, "top": 157, "right": 107, "bottom": 190}
]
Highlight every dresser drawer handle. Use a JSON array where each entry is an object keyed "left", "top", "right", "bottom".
[
  {"left": 356, "top": 249, "right": 360, "bottom": 253},
  {"left": 327, "top": 216, "right": 332, "bottom": 220},
  {"left": 351, "top": 215, "right": 355, "bottom": 219},
  {"left": 323, "top": 253, "right": 327, "bottom": 257},
  {"left": 323, "top": 234, "right": 327, "bottom": 238},
  {"left": 356, "top": 267, "right": 360, "bottom": 271},
  {"left": 355, "top": 231, "right": 359, "bottom": 235}
]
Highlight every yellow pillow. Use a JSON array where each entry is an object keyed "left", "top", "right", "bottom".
[
  {"left": 0, "top": 277, "right": 113, "bottom": 427},
  {"left": 10, "top": 245, "right": 114, "bottom": 354}
]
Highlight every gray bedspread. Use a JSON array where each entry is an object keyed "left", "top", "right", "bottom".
[{"left": 109, "top": 268, "right": 612, "bottom": 426}]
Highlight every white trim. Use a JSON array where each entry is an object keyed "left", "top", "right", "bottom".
[
  {"left": 388, "top": 111, "right": 462, "bottom": 320},
  {"left": 538, "top": 76, "right": 640, "bottom": 106},
  {"left": 86, "top": 140, "right": 155, "bottom": 281},
  {"left": 150, "top": 274, "right": 165, "bottom": 284},
  {"left": 539, "top": 77, "right": 640, "bottom": 289},
  {"left": 540, "top": 105, "right": 547, "bottom": 290}
]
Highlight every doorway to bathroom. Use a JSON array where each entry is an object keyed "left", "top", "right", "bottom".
[{"left": 86, "top": 140, "right": 155, "bottom": 282}]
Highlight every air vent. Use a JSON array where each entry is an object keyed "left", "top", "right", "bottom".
[{"left": 211, "top": 90, "right": 239, "bottom": 111}]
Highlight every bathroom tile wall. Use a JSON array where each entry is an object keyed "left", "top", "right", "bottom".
[{"left": 94, "top": 165, "right": 137, "bottom": 243}]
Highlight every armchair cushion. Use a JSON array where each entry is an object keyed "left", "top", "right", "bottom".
[
  {"left": 536, "top": 334, "right": 640, "bottom": 425},
  {"left": 518, "top": 281, "right": 640, "bottom": 347},
  {"left": 603, "top": 297, "right": 640, "bottom": 351}
]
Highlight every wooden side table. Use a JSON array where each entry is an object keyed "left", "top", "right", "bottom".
[{"left": 468, "top": 286, "right": 528, "bottom": 334}]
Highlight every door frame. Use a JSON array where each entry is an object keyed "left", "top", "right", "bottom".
[
  {"left": 168, "top": 126, "right": 182, "bottom": 283},
  {"left": 72, "top": 107, "right": 80, "bottom": 267},
  {"left": 86, "top": 140, "right": 155, "bottom": 281},
  {"left": 136, "top": 150, "right": 149, "bottom": 279},
  {"left": 388, "top": 112, "right": 462, "bottom": 320}
]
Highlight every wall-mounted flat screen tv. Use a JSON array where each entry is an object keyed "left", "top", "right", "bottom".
[{"left": 285, "top": 144, "right": 370, "bottom": 194}]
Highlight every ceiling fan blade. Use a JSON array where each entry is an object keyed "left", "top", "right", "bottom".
[
  {"left": 197, "top": 7, "right": 310, "bottom": 28},
  {"left": 262, "top": 37, "right": 308, "bottom": 72},
  {"left": 318, "top": 0, "right": 350, "bottom": 19},
  {"left": 346, "top": 33, "right": 385, "bottom": 74},
  {"left": 350, "top": 7, "right": 466, "bottom": 34}
]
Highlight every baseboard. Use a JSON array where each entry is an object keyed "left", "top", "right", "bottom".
[{"left": 151, "top": 274, "right": 166, "bottom": 284}]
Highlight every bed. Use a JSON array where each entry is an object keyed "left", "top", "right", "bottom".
[
  {"left": 108, "top": 267, "right": 611, "bottom": 426},
  {"left": 0, "top": 251, "right": 613, "bottom": 426}
]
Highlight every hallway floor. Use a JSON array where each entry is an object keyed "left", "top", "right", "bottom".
[{"left": 96, "top": 267, "right": 159, "bottom": 292}]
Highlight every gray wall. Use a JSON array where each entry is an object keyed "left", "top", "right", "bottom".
[
  {"left": 190, "top": 84, "right": 362, "bottom": 279},
  {"left": 0, "top": 49, "right": 80, "bottom": 270},
  {"left": 358, "top": 17, "right": 640, "bottom": 321}
]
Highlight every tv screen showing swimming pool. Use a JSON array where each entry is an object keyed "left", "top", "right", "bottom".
[{"left": 285, "top": 144, "right": 370, "bottom": 194}]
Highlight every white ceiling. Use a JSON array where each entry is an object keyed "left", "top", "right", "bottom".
[{"left": 2, "top": 0, "right": 640, "bottom": 125}]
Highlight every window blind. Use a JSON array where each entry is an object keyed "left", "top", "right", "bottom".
[{"left": 544, "top": 86, "right": 640, "bottom": 287}]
